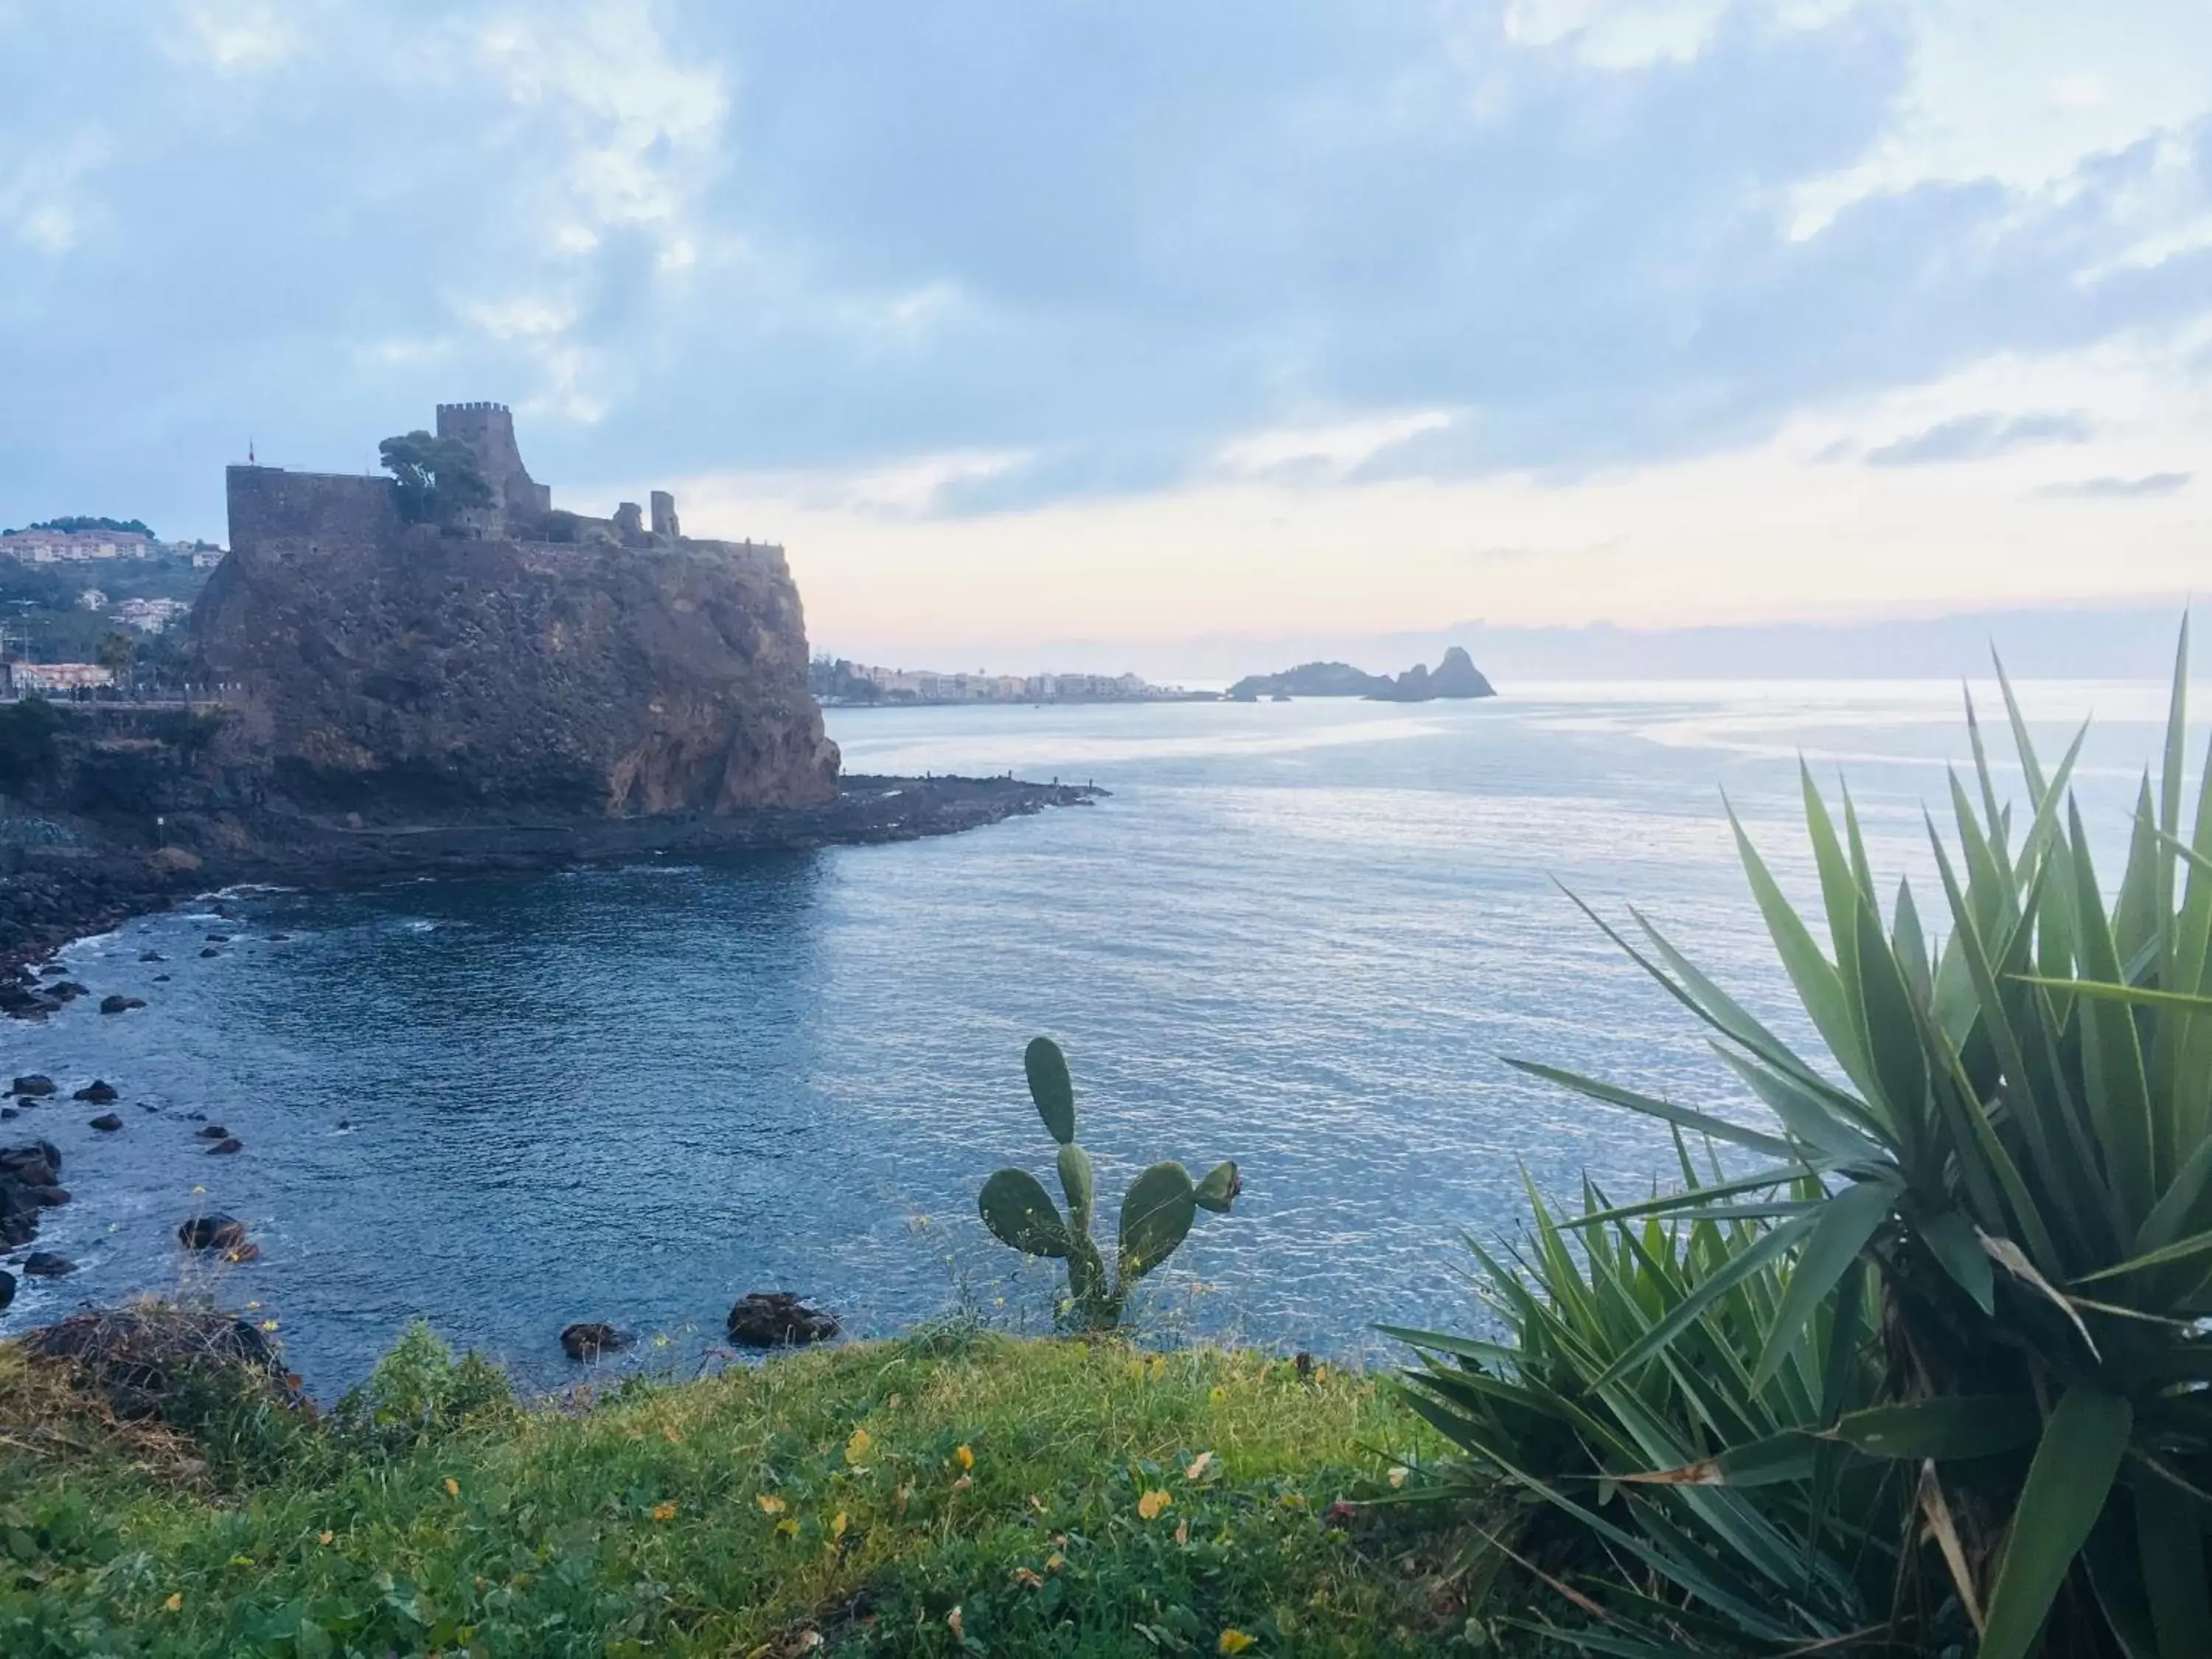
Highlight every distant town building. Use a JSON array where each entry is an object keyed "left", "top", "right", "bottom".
[
  {"left": 817, "top": 658, "right": 1186, "bottom": 704},
  {"left": 116, "top": 596, "right": 191, "bottom": 632},
  {"left": 77, "top": 588, "right": 108, "bottom": 612},
  {"left": 0, "top": 529, "right": 156, "bottom": 563},
  {"left": 10, "top": 662, "right": 114, "bottom": 692}
]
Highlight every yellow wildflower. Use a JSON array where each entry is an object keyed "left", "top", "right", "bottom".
[
  {"left": 1209, "top": 1385, "right": 1228, "bottom": 1404},
  {"left": 1137, "top": 1489, "right": 1172, "bottom": 1520},
  {"left": 444, "top": 1478, "right": 460, "bottom": 1498},
  {"left": 1219, "top": 1631, "right": 1257, "bottom": 1655},
  {"left": 831, "top": 1512, "right": 848, "bottom": 1541},
  {"left": 845, "top": 1427, "right": 872, "bottom": 1464},
  {"left": 776, "top": 1517, "right": 799, "bottom": 1537},
  {"left": 163, "top": 1592, "right": 184, "bottom": 1613},
  {"left": 1387, "top": 1466, "right": 1409, "bottom": 1489},
  {"left": 229, "top": 1555, "right": 254, "bottom": 1567},
  {"left": 757, "top": 1494, "right": 787, "bottom": 1514},
  {"left": 1044, "top": 1551, "right": 1067, "bottom": 1573},
  {"left": 1010, "top": 1565, "right": 1044, "bottom": 1589},
  {"left": 317, "top": 1530, "right": 335, "bottom": 1546},
  {"left": 953, "top": 1442, "right": 975, "bottom": 1470},
  {"left": 650, "top": 1502, "right": 677, "bottom": 1522}
]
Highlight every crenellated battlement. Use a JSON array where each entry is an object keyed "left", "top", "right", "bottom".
[{"left": 226, "top": 403, "right": 738, "bottom": 564}]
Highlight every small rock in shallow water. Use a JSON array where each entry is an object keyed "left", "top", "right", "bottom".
[
  {"left": 178, "top": 1214, "right": 247, "bottom": 1251},
  {"left": 197, "top": 1125, "right": 229, "bottom": 1140},
  {"left": 0, "top": 1107, "right": 13, "bottom": 1120},
  {"left": 199, "top": 947, "right": 221, "bottom": 959},
  {"left": 335, "top": 1119, "right": 351, "bottom": 1130},
  {"left": 88, "top": 1113, "right": 123, "bottom": 1133},
  {"left": 560, "top": 1322, "right": 630, "bottom": 1362},
  {"left": 207, "top": 1138, "right": 243, "bottom": 1155},
  {"left": 74, "top": 1082, "right": 119, "bottom": 1104},
  {"left": 49, "top": 981, "right": 88, "bottom": 1001},
  {"left": 99, "top": 995, "right": 147, "bottom": 1015},
  {"left": 10, "top": 1077, "right": 55, "bottom": 1098},
  {"left": 205, "top": 932, "right": 231, "bottom": 943},
  {"left": 726, "top": 1292, "right": 840, "bottom": 1348},
  {"left": 153, "top": 975, "right": 170, "bottom": 982},
  {"left": 21, "top": 1252, "right": 73, "bottom": 1277},
  {"left": 139, "top": 950, "right": 165, "bottom": 963}
]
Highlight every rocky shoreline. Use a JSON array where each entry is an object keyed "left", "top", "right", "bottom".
[{"left": 1, "top": 771, "right": 1102, "bottom": 980}]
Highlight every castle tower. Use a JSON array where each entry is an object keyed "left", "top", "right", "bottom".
[
  {"left": 435, "top": 402, "right": 553, "bottom": 526},
  {"left": 650, "top": 490, "right": 681, "bottom": 539}
]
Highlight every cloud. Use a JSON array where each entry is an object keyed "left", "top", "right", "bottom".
[
  {"left": 0, "top": 0, "right": 2208, "bottom": 556},
  {"left": 2039, "top": 470, "right": 2191, "bottom": 498},
  {"left": 1863, "top": 410, "right": 2096, "bottom": 466}
]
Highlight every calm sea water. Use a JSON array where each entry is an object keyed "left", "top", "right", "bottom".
[{"left": 0, "top": 681, "right": 2191, "bottom": 1391}]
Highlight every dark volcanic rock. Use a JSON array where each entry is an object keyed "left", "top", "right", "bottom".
[
  {"left": 560, "top": 1322, "right": 630, "bottom": 1362},
  {"left": 29, "top": 1186, "right": 69, "bottom": 1206},
  {"left": 1370, "top": 646, "right": 1497, "bottom": 703},
  {"left": 205, "top": 931, "right": 231, "bottom": 942},
  {"left": 21, "top": 1251, "right": 74, "bottom": 1277},
  {"left": 88, "top": 1113, "right": 124, "bottom": 1132},
  {"left": 74, "top": 1081, "right": 119, "bottom": 1104},
  {"left": 207, "top": 1137, "right": 243, "bottom": 1155},
  {"left": 200, "top": 947, "right": 222, "bottom": 959},
  {"left": 192, "top": 446, "right": 841, "bottom": 821},
  {"left": 100, "top": 994, "right": 147, "bottom": 1015},
  {"left": 197, "top": 1124, "right": 230, "bottom": 1140},
  {"left": 10, "top": 1076, "right": 55, "bottom": 1097},
  {"left": 139, "top": 950, "right": 166, "bottom": 962},
  {"left": 178, "top": 1214, "right": 248, "bottom": 1251},
  {"left": 725, "top": 1292, "right": 839, "bottom": 1348},
  {"left": 0, "top": 1268, "right": 12, "bottom": 1311},
  {"left": 49, "top": 981, "right": 88, "bottom": 1000}
]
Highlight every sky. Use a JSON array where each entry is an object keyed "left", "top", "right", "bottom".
[{"left": 1, "top": 0, "right": 2208, "bottom": 672}]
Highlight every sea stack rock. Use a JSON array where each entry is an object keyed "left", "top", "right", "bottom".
[{"left": 190, "top": 402, "right": 840, "bottom": 821}]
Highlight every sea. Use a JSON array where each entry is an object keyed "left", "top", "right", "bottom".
[{"left": 0, "top": 679, "right": 2192, "bottom": 1392}]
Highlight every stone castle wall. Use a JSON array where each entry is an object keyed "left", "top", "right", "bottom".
[{"left": 225, "top": 466, "right": 401, "bottom": 554}]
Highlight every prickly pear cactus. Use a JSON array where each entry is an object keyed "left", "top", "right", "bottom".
[{"left": 975, "top": 1037, "right": 1240, "bottom": 1329}]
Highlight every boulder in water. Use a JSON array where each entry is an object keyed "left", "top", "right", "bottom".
[
  {"left": 88, "top": 1113, "right": 124, "bottom": 1133},
  {"left": 207, "top": 1137, "right": 243, "bottom": 1156},
  {"left": 178, "top": 1214, "right": 248, "bottom": 1251},
  {"left": 74, "top": 1081, "right": 119, "bottom": 1104},
  {"left": 199, "top": 947, "right": 221, "bottom": 959},
  {"left": 22, "top": 1251, "right": 74, "bottom": 1277},
  {"left": 197, "top": 1124, "right": 230, "bottom": 1140},
  {"left": 725, "top": 1292, "right": 839, "bottom": 1348},
  {"left": 11, "top": 1076, "right": 55, "bottom": 1097},
  {"left": 139, "top": 950, "right": 166, "bottom": 963},
  {"left": 560, "top": 1322, "right": 630, "bottom": 1362},
  {"left": 99, "top": 995, "right": 147, "bottom": 1015}
]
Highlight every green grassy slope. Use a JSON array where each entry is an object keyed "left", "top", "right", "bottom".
[{"left": 0, "top": 1323, "right": 1478, "bottom": 1657}]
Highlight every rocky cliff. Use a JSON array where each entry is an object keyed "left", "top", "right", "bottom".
[{"left": 190, "top": 506, "right": 839, "bottom": 820}]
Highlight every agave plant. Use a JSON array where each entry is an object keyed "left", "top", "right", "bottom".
[
  {"left": 1406, "top": 620, "right": 2210, "bottom": 1656},
  {"left": 978, "top": 1037, "right": 1240, "bottom": 1329}
]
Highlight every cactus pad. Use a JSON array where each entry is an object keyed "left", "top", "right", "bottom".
[
  {"left": 1118, "top": 1161, "right": 1197, "bottom": 1281},
  {"left": 1194, "top": 1161, "right": 1241, "bottom": 1214},
  {"left": 978, "top": 1168, "right": 1073, "bottom": 1258},
  {"left": 1025, "top": 1037, "right": 1077, "bottom": 1144}
]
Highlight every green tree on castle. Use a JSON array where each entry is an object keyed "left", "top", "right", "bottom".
[{"left": 378, "top": 431, "right": 493, "bottom": 526}]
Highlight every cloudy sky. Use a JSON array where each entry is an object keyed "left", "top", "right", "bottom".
[{"left": 1, "top": 1, "right": 2207, "bottom": 667}]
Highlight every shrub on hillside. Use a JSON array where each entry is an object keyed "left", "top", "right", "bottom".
[{"left": 1402, "top": 621, "right": 2212, "bottom": 1657}]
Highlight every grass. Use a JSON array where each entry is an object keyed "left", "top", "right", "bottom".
[{"left": 0, "top": 1316, "right": 1481, "bottom": 1657}]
